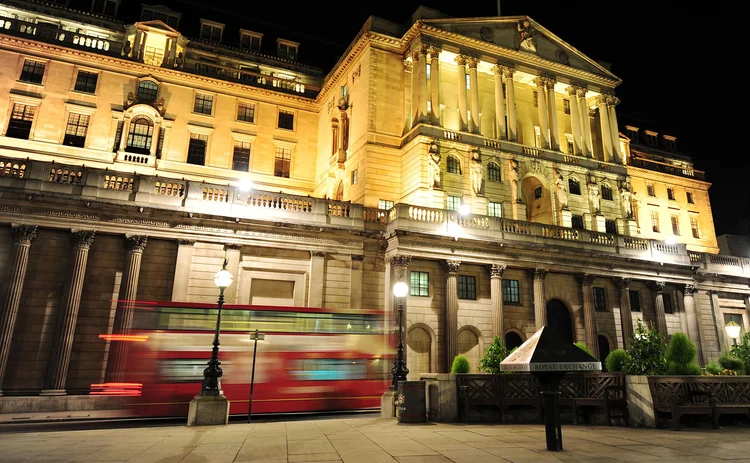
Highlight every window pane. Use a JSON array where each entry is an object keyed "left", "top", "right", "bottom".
[
  {"left": 126, "top": 116, "right": 154, "bottom": 154},
  {"left": 572, "top": 215, "right": 584, "bottom": 230},
  {"left": 671, "top": 215, "right": 680, "bottom": 235},
  {"left": 193, "top": 94, "right": 213, "bottom": 115},
  {"left": 378, "top": 200, "right": 394, "bottom": 210},
  {"left": 63, "top": 113, "right": 89, "bottom": 147},
  {"left": 593, "top": 287, "right": 606, "bottom": 312},
  {"left": 237, "top": 102, "right": 255, "bottom": 122},
  {"left": 410, "top": 271, "right": 429, "bottom": 297},
  {"left": 602, "top": 186, "right": 613, "bottom": 201},
  {"left": 447, "top": 196, "right": 460, "bottom": 211},
  {"left": 274, "top": 147, "right": 291, "bottom": 178},
  {"left": 662, "top": 293, "right": 673, "bottom": 314},
  {"left": 137, "top": 81, "right": 158, "bottom": 102},
  {"left": 629, "top": 290, "right": 641, "bottom": 312},
  {"left": 650, "top": 211, "right": 659, "bottom": 233},
  {"left": 605, "top": 219, "right": 617, "bottom": 235},
  {"left": 74, "top": 71, "right": 98, "bottom": 93},
  {"left": 187, "top": 133, "right": 207, "bottom": 165},
  {"left": 278, "top": 111, "right": 294, "bottom": 130},
  {"left": 458, "top": 275, "right": 476, "bottom": 300},
  {"left": 20, "top": 60, "right": 45, "bottom": 84},
  {"left": 488, "top": 202, "right": 502, "bottom": 218},
  {"left": 502, "top": 280, "right": 519, "bottom": 303},
  {"left": 569, "top": 179, "right": 580, "bottom": 195},
  {"left": 232, "top": 141, "right": 251, "bottom": 172},
  {"left": 534, "top": 186, "right": 542, "bottom": 199},
  {"left": 6, "top": 103, "right": 35, "bottom": 139},
  {"left": 488, "top": 163, "right": 500, "bottom": 182}
]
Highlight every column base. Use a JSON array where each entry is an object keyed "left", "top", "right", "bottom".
[
  {"left": 380, "top": 390, "right": 396, "bottom": 419},
  {"left": 39, "top": 389, "right": 66, "bottom": 396},
  {"left": 187, "top": 393, "right": 230, "bottom": 426}
]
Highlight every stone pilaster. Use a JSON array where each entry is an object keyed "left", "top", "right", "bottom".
[
  {"left": 467, "top": 57, "right": 480, "bottom": 134},
  {"left": 533, "top": 268, "right": 548, "bottom": 329},
  {"left": 566, "top": 86, "right": 582, "bottom": 155},
  {"left": 502, "top": 67, "right": 517, "bottom": 141},
  {"left": 492, "top": 65, "right": 506, "bottom": 140},
  {"left": 0, "top": 225, "right": 37, "bottom": 395},
  {"left": 534, "top": 77, "right": 550, "bottom": 149},
  {"left": 596, "top": 95, "right": 614, "bottom": 162},
  {"left": 350, "top": 255, "right": 365, "bottom": 311},
  {"left": 308, "top": 251, "right": 326, "bottom": 308},
  {"left": 490, "top": 264, "right": 506, "bottom": 339},
  {"left": 445, "top": 260, "right": 460, "bottom": 372},
  {"left": 581, "top": 274, "right": 599, "bottom": 356},
  {"left": 106, "top": 235, "right": 148, "bottom": 383},
  {"left": 616, "top": 278, "right": 634, "bottom": 349},
  {"left": 607, "top": 96, "right": 622, "bottom": 163},
  {"left": 577, "top": 87, "right": 593, "bottom": 158},
  {"left": 651, "top": 281, "right": 668, "bottom": 338},
  {"left": 455, "top": 55, "right": 468, "bottom": 132},
  {"left": 224, "top": 244, "right": 241, "bottom": 304},
  {"left": 171, "top": 239, "right": 195, "bottom": 302},
  {"left": 42, "top": 230, "right": 96, "bottom": 395},
  {"left": 428, "top": 47, "right": 441, "bottom": 124},
  {"left": 683, "top": 284, "right": 701, "bottom": 352},
  {"left": 415, "top": 45, "right": 429, "bottom": 123}
]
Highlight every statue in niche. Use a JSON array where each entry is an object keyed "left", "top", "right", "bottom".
[
  {"left": 555, "top": 171, "right": 568, "bottom": 209},
  {"left": 470, "top": 148, "right": 483, "bottom": 196},
  {"left": 427, "top": 139, "right": 441, "bottom": 189},
  {"left": 517, "top": 20, "right": 537, "bottom": 53},
  {"left": 126, "top": 91, "right": 134, "bottom": 107},
  {"left": 509, "top": 159, "right": 520, "bottom": 201},
  {"left": 589, "top": 182, "right": 601, "bottom": 214},
  {"left": 175, "top": 52, "right": 184, "bottom": 68},
  {"left": 621, "top": 186, "right": 633, "bottom": 218},
  {"left": 122, "top": 40, "right": 132, "bottom": 58}
]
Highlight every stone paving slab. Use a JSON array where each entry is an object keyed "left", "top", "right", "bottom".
[{"left": 1, "top": 417, "right": 750, "bottom": 463}]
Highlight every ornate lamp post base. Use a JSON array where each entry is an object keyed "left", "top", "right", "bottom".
[{"left": 187, "top": 393, "right": 230, "bottom": 426}]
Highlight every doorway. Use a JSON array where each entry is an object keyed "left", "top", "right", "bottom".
[
  {"left": 546, "top": 299, "right": 573, "bottom": 344},
  {"left": 598, "top": 335, "right": 611, "bottom": 367}
]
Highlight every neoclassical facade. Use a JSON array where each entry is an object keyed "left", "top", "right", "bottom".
[{"left": 0, "top": 2, "right": 747, "bottom": 404}]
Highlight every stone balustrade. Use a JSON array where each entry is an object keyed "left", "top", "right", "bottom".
[{"left": 0, "top": 156, "right": 746, "bottom": 275}]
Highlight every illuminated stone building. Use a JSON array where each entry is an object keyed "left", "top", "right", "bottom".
[{"left": 0, "top": 1, "right": 747, "bottom": 407}]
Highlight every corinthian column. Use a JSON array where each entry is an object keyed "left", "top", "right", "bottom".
[
  {"left": 42, "top": 230, "right": 96, "bottom": 395},
  {"left": 581, "top": 274, "right": 599, "bottom": 356},
  {"left": 533, "top": 269, "right": 548, "bottom": 329},
  {"left": 445, "top": 260, "right": 460, "bottom": 372},
  {"left": 503, "top": 67, "right": 517, "bottom": 141},
  {"left": 617, "top": 278, "right": 634, "bottom": 349},
  {"left": 490, "top": 264, "right": 505, "bottom": 339},
  {"left": 455, "top": 55, "right": 468, "bottom": 132},
  {"left": 607, "top": 96, "right": 622, "bottom": 163},
  {"left": 566, "top": 86, "right": 582, "bottom": 155},
  {"left": 416, "top": 46, "right": 429, "bottom": 123},
  {"left": 428, "top": 47, "right": 441, "bottom": 124},
  {"left": 683, "top": 284, "right": 701, "bottom": 347},
  {"left": 597, "top": 95, "right": 613, "bottom": 162},
  {"left": 534, "top": 77, "right": 550, "bottom": 149},
  {"left": 545, "top": 77, "right": 560, "bottom": 151},
  {"left": 106, "top": 235, "right": 148, "bottom": 383},
  {"left": 0, "top": 225, "right": 37, "bottom": 396},
  {"left": 577, "top": 87, "right": 593, "bottom": 158},
  {"left": 651, "top": 281, "right": 668, "bottom": 338},
  {"left": 467, "top": 57, "right": 480, "bottom": 134},
  {"left": 492, "top": 65, "right": 506, "bottom": 139}
]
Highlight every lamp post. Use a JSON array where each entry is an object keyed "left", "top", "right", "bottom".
[
  {"left": 247, "top": 328, "right": 265, "bottom": 423},
  {"left": 725, "top": 320, "right": 741, "bottom": 348},
  {"left": 200, "top": 257, "right": 234, "bottom": 395},
  {"left": 390, "top": 281, "right": 409, "bottom": 391}
]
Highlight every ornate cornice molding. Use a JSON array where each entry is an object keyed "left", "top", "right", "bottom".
[{"left": 625, "top": 166, "right": 711, "bottom": 188}]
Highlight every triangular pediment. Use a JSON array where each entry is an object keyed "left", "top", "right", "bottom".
[
  {"left": 136, "top": 20, "right": 179, "bottom": 35},
  {"left": 422, "top": 16, "right": 618, "bottom": 82}
]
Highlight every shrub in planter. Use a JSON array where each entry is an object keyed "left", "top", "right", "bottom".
[
  {"left": 705, "top": 360, "right": 722, "bottom": 375},
  {"left": 665, "top": 332, "right": 701, "bottom": 375},
  {"left": 719, "top": 351, "right": 744, "bottom": 374},
  {"left": 574, "top": 341, "right": 593, "bottom": 357},
  {"left": 730, "top": 332, "right": 750, "bottom": 374},
  {"left": 451, "top": 355, "right": 470, "bottom": 374},
  {"left": 605, "top": 349, "right": 630, "bottom": 372},
  {"left": 479, "top": 336, "right": 508, "bottom": 374},
  {"left": 622, "top": 320, "right": 667, "bottom": 376}
]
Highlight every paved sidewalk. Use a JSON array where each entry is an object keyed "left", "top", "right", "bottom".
[{"left": 1, "top": 416, "right": 749, "bottom": 463}]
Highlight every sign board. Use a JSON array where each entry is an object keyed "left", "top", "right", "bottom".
[{"left": 250, "top": 332, "right": 265, "bottom": 341}]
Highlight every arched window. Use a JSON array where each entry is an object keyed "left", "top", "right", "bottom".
[
  {"left": 568, "top": 178, "right": 581, "bottom": 195},
  {"left": 488, "top": 162, "right": 501, "bottom": 182},
  {"left": 137, "top": 80, "right": 158, "bottom": 102},
  {"left": 126, "top": 116, "right": 154, "bottom": 154},
  {"left": 446, "top": 155, "right": 461, "bottom": 174},
  {"left": 335, "top": 181, "right": 344, "bottom": 201},
  {"left": 602, "top": 184, "right": 613, "bottom": 201}
]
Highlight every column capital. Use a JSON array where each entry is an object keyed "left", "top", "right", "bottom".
[
  {"left": 595, "top": 94, "right": 610, "bottom": 106},
  {"left": 616, "top": 277, "right": 631, "bottom": 290},
  {"left": 411, "top": 44, "right": 428, "bottom": 61},
  {"left": 490, "top": 264, "right": 506, "bottom": 278},
  {"left": 465, "top": 57, "right": 479, "bottom": 69},
  {"left": 579, "top": 273, "right": 596, "bottom": 286},
  {"left": 71, "top": 230, "right": 95, "bottom": 249},
  {"left": 403, "top": 59, "right": 412, "bottom": 72},
  {"left": 498, "top": 65, "right": 515, "bottom": 79},
  {"left": 351, "top": 254, "right": 365, "bottom": 261},
  {"left": 606, "top": 95, "right": 620, "bottom": 106},
  {"left": 178, "top": 238, "right": 196, "bottom": 246},
  {"left": 684, "top": 283, "right": 697, "bottom": 295},
  {"left": 11, "top": 224, "right": 38, "bottom": 245},
  {"left": 454, "top": 54, "right": 467, "bottom": 66},
  {"left": 311, "top": 251, "right": 326, "bottom": 258},
  {"left": 533, "top": 76, "right": 545, "bottom": 88},
  {"left": 125, "top": 235, "right": 148, "bottom": 253},
  {"left": 649, "top": 281, "right": 666, "bottom": 293},
  {"left": 427, "top": 46, "right": 441, "bottom": 59},
  {"left": 575, "top": 86, "right": 589, "bottom": 98},
  {"left": 391, "top": 255, "right": 412, "bottom": 267},
  {"left": 533, "top": 268, "right": 548, "bottom": 281},
  {"left": 445, "top": 260, "right": 461, "bottom": 273}
]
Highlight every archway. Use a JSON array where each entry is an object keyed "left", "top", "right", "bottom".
[
  {"left": 546, "top": 299, "right": 573, "bottom": 344},
  {"left": 598, "top": 334, "right": 611, "bottom": 367},
  {"left": 458, "top": 328, "right": 481, "bottom": 373},
  {"left": 406, "top": 326, "right": 431, "bottom": 380},
  {"left": 520, "top": 175, "right": 552, "bottom": 224},
  {"left": 504, "top": 331, "right": 523, "bottom": 351},
  {"left": 334, "top": 181, "right": 344, "bottom": 201}
]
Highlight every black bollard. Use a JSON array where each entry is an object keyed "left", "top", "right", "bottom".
[{"left": 539, "top": 373, "right": 563, "bottom": 451}]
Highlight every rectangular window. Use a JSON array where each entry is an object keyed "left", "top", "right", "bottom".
[
  {"left": 410, "top": 271, "right": 429, "bottom": 297},
  {"left": 690, "top": 216, "right": 700, "bottom": 239},
  {"left": 534, "top": 186, "right": 542, "bottom": 199},
  {"left": 488, "top": 201, "right": 502, "bottom": 218},
  {"left": 232, "top": 141, "right": 251, "bottom": 172},
  {"left": 605, "top": 219, "right": 617, "bottom": 235},
  {"left": 502, "top": 279, "right": 520, "bottom": 303},
  {"left": 278, "top": 110, "right": 295, "bottom": 130},
  {"left": 143, "top": 46, "right": 164, "bottom": 66},
  {"left": 6, "top": 103, "right": 35, "bottom": 139},
  {"left": 458, "top": 275, "right": 476, "bottom": 300},
  {"left": 378, "top": 200, "right": 394, "bottom": 210},
  {"left": 663, "top": 293, "right": 673, "bottom": 314},
  {"left": 650, "top": 210, "right": 660, "bottom": 233},
  {"left": 351, "top": 169, "right": 358, "bottom": 185},
  {"left": 274, "top": 147, "right": 291, "bottom": 178},
  {"left": 447, "top": 195, "right": 461, "bottom": 211},
  {"left": 63, "top": 113, "right": 89, "bottom": 148},
  {"left": 193, "top": 94, "right": 213, "bottom": 115},
  {"left": 426, "top": 63, "right": 431, "bottom": 80},
  {"left": 240, "top": 33, "right": 262, "bottom": 51},
  {"left": 572, "top": 215, "right": 584, "bottom": 230},
  {"left": 92, "top": 0, "right": 118, "bottom": 16},
  {"left": 237, "top": 102, "right": 255, "bottom": 123},
  {"left": 667, "top": 187, "right": 675, "bottom": 201},
  {"left": 569, "top": 179, "right": 581, "bottom": 195},
  {"left": 20, "top": 60, "right": 45, "bottom": 84},
  {"left": 74, "top": 70, "right": 98, "bottom": 93},
  {"left": 563, "top": 99, "right": 570, "bottom": 115},
  {"left": 602, "top": 186, "right": 613, "bottom": 201},
  {"left": 629, "top": 290, "right": 641, "bottom": 312},
  {"left": 671, "top": 214, "right": 680, "bottom": 236},
  {"left": 593, "top": 287, "right": 606, "bottom": 312},
  {"left": 200, "top": 23, "right": 223, "bottom": 41},
  {"left": 686, "top": 191, "right": 694, "bottom": 204},
  {"left": 186, "top": 133, "right": 207, "bottom": 165},
  {"left": 647, "top": 183, "right": 655, "bottom": 197},
  {"left": 278, "top": 43, "right": 298, "bottom": 61}
]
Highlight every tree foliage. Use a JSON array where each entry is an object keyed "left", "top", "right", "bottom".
[
  {"left": 622, "top": 320, "right": 667, "bottom": 376},
  {"left": 451, "top": 355, "right": 470, "bottom": 374},
  {"left": 730, "top": 331, "right": 750, "bottom": 374},
  {"left": 605, "top": 349, "right": 630, "bottom": 373},
  {"left": 665, "top": 332, "right": 700, "bottom": 375},
  {"left": 479, "top": 336, "right": 509, "bottom": 374}
]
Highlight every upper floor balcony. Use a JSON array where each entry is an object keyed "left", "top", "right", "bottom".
[
  {"left": 629, "top": 155, "right": 706, "bottom": 181},
  {"left": 2, "top": 155, "right": 746, "bottom": 278},
  {"left": 0, "top": 16, "right": 124, "bottom": 57}
]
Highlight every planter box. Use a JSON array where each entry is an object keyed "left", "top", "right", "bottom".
[
  {"left": 420, "top": 373, "right": 457, "bottom": 422},
  {"left": 625, "top": 375, "right": 656, "bottom": 427}
]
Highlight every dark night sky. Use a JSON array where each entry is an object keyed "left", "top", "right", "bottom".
[{"left": 180, "top": 0, "right": 747, "bottom": 235}]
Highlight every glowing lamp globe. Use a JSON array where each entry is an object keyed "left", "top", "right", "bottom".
[
  {"left": 664, "top": 237, "right": 676, "bottom": 245},
  {"left": 238, "top": 179, "right": 253, "bottom": 192},
  {"left": 725, "top": 320, "right": 741, "bottom": 340},
  {"left": 459, "top": 204, "right": 471, "bottom": 216},
  {"left": 214, "top": 268, "right": 234, "bottom": 289},
  {"left": 392, "top": 282, "right": 409, "bottom": 298}
]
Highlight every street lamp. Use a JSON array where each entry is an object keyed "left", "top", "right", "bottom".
[
  {"left": 725, "top": 320, "right": 741, "bottom": 347},
  {"left": 390, "top": 281, "right": 409, "bottom": 391},
  {"left": 199, "top": 257, "right": 234, "bottom": 395}
]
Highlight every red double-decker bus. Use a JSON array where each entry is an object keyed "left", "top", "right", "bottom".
[{"left": 105, "top": 301, "right": 392, "bottom": 418}]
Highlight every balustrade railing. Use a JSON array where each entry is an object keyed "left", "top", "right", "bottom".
[
  {"left": 708, "top": 254, "right": 741, "bottom": 267},
  {"left": 328, "top": 202, "right": 351, "bottom": 218},
  {"left": 653, "top": 242, "right": 680, "bottom": 255},
  {"left": 363, "top": 208, "right": 388, "bottom": 224},
  {"left": 623, "top": 237, "right": 648, "bottom": 250},
  {"left": 51, "top": 168, "right": 84, "bottom": 185},
  {"left": 248, "top": 193, "right": 313, "bottom": 213},
  {"left": 500, "top": 219, "right": 531, "bottom": 235},
  {"left": 154, "top": 181, "right": 184, "bottom": 197},
  {"left": 408, "top": 206, "right": 445, "bottom": 223},
  {"left": 589, "top": 232, "right": 615, "bottom": 247},
  {"left": 0, "top": 159, "right": 25, "bottom": 179},
  {"left": 202, "top": 187, "right": 229, "bottom": 202},
  {"left": 103, "top": 174, "right": 133, "bottom": 190},
  {"left": 541, "top": 224, "right": 580, "bottom": 241},
  {"left": 688, "top": 251, "right": 702, "bottom": 263}
]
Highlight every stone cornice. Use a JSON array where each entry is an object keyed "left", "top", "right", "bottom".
[{"left": 626, "top": 165, "right": 711, "bottom": 188}]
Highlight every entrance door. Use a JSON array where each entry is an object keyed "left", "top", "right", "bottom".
[
  {"left": 598, "top": 335, "right": 611, "bottom": 367},
  {"left": 546, "top": 299, "right": 573, "bottom": 344}
]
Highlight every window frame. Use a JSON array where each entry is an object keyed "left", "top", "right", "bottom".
[
  {"left": 192, "top": 92, "right": 214, "bottom": 116},
  {"left": 502, "top": 279, "right": 520, "bottom": 304},
  {"left": 671, "top": 214, "right": 680, "bottom": 236},
  {"left": 534, "top": 186, "right": 542, "bottom": 199},
  {"left": 5, "top": 102, "right": 37, "bottom": 140},
  {"left": 199, "top": 19, "right": 225, "bottom": 42},
  {"left": 569, "top": 178, "right": 581, "bottom": 195},
  {"left": 487, "top": 201, "right": 502, "bottom": 218},
  {"left": 273, "top": 145, "right": 292, "bottom": 178},
  {"left": 629, "top": 290, "right": 641, "bottom": 312},
  {"left": 62, "top": 112, "right": 90, "bottom": 148},
  {"left": 277, "top": 109, "right": 296, "bottom": 131},
  {"left": 378, "top": 200, "right": 394, "bottom": 210},
  {"left": 563, "top": 99, "right": 570, "bottom": 115},
  {"left": 650, "top": 210, "right": 660, "bottom": 233},
  {"left": 277, "top": 38, "right": 299, "bottom": 61},
  {"left": 446, "top": 195, "right": 461, "bottom": 211},
  {"left": 667, "top": 187, "right": 675, "bottom": 201},
  {"left": 487, "top": 162, "right": 501, "bottom": 182},
  {"left": 19, "top": 59, "right": 47, "bottom": 85},
  {"left": 409, "top": 271, "right": 429, "bottom": 297},
  {"left": 351, "top": 169, "right": 358, "bottom": 185},
  {"left": 136, "top": 80, "right": 159, "bottom": 103},
  {"left": 446, "top": 155, "right": 461, "bottom": 175},
  {"left": 239, "top": 29, "right": 263, "bottom": 51},
  {"left": 593, "top": 287, "right": 607, "bottom": 312},
  {"left": 125, "top": 115, "right": 155, "bottom": 154},
  {"left": 690, "top": 215, "right": 700, "bottom": 239},
  {"left": 686, "top": 191, "right": 694, "bottom": 204},
  {"left": 647, "top": 183, "right": 655, "bottom": 197},
  {"left": 601, "top": 185, "right": 613, "bottom": 201},
  {"left": 186, "top": 132, "right": 209, "bottom": 166},
  {"left": 662, "top": 292, "right": 674, "bottom": 314},
  {"left": 457, "top": 274, "right": 476, "bottom": 300},
  {"left": 572, "top": 214, "right": 584, "bottom": 230},
  {"left": 236, "top": 100, "right": 256, "bottom": 124},
  {"left": 73, "top": 69, "right": 99, "bottom": 94},
  {"left": 231, "top": 140, "right": 251, "bottom": 172},
  {"left": 605, "top": 219, "right": 617, "bottom": 235}
]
